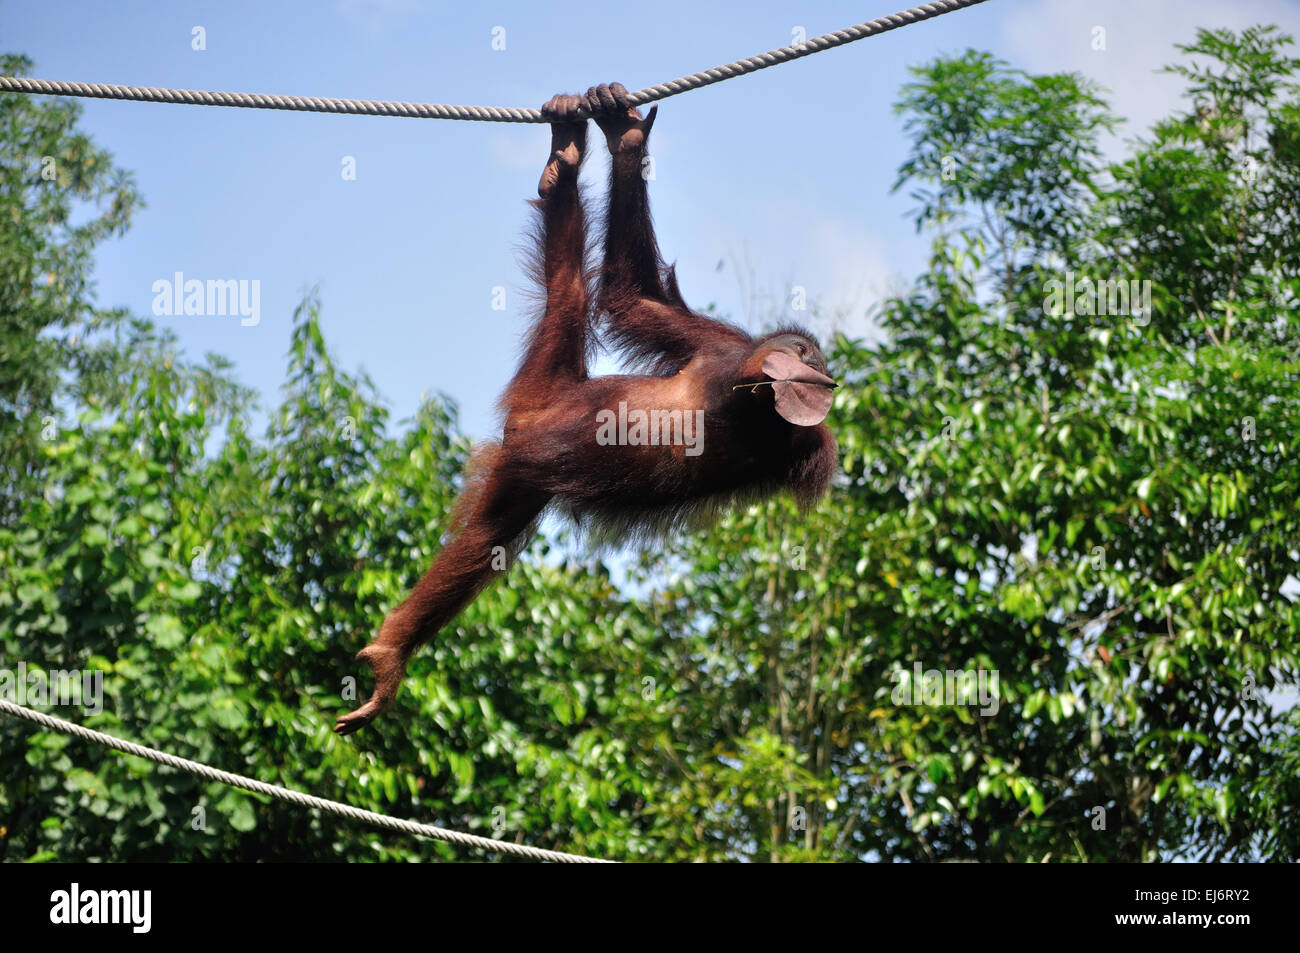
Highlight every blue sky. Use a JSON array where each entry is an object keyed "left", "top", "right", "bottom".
[{"left": 5, "top": 0, "right": 1299, "bottom": 439}]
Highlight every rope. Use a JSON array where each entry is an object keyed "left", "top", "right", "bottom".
[
  {"left": 0, "top": 0, "right": 991, "bottom": 123},
  {"left": 0, "top": 698, "right": 613, "bottom": 863}
]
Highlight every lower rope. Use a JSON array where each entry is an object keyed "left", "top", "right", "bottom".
[{"left": 0, "top": 698, "right": 613, "bottom": 863}]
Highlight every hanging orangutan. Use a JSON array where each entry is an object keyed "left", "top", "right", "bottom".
[{"left": 336, "top": 84, "right": 837, "bottom": 734}]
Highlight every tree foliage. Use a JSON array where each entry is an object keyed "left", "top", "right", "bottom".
[{"left": 1, "top": 27, "right": 1296, "bottom": 862}]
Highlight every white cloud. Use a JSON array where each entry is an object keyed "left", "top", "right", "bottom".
[
  {"left": 794, "top": 217, "right": 897, "bottom": 338},
  {"left": 688, "top": 202, "right": 899, "bottom": 342},
  {"left": 487, "top": 130, "right": 547, "bottom": 172},
  {"left": 1001, "top": 0, "right": 1300, "bottom": 155},
  {"left": 335, "top": 0, "right": 424, "bottom": 39}
]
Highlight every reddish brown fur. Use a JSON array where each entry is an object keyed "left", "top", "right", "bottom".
[{"left": 335, "top": 85, "right": 837, "bottom": 734}]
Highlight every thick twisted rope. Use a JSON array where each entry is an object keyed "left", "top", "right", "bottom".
[
  {"left": 0, "top": 0, "right": 990, "bottom": 122},
  {"left": 0, "top": 698, "right": 612, "bottom": 863}
]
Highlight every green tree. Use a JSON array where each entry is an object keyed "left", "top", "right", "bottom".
[
  {"left": 0, "top": 54, "right": 144, "bottom": 525},
  {"left": 3, "top": 28, "right": 1297, "bottom": 864},
  {"left": 618, "top": 26, "right": 1299, "bottom": 862}
]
